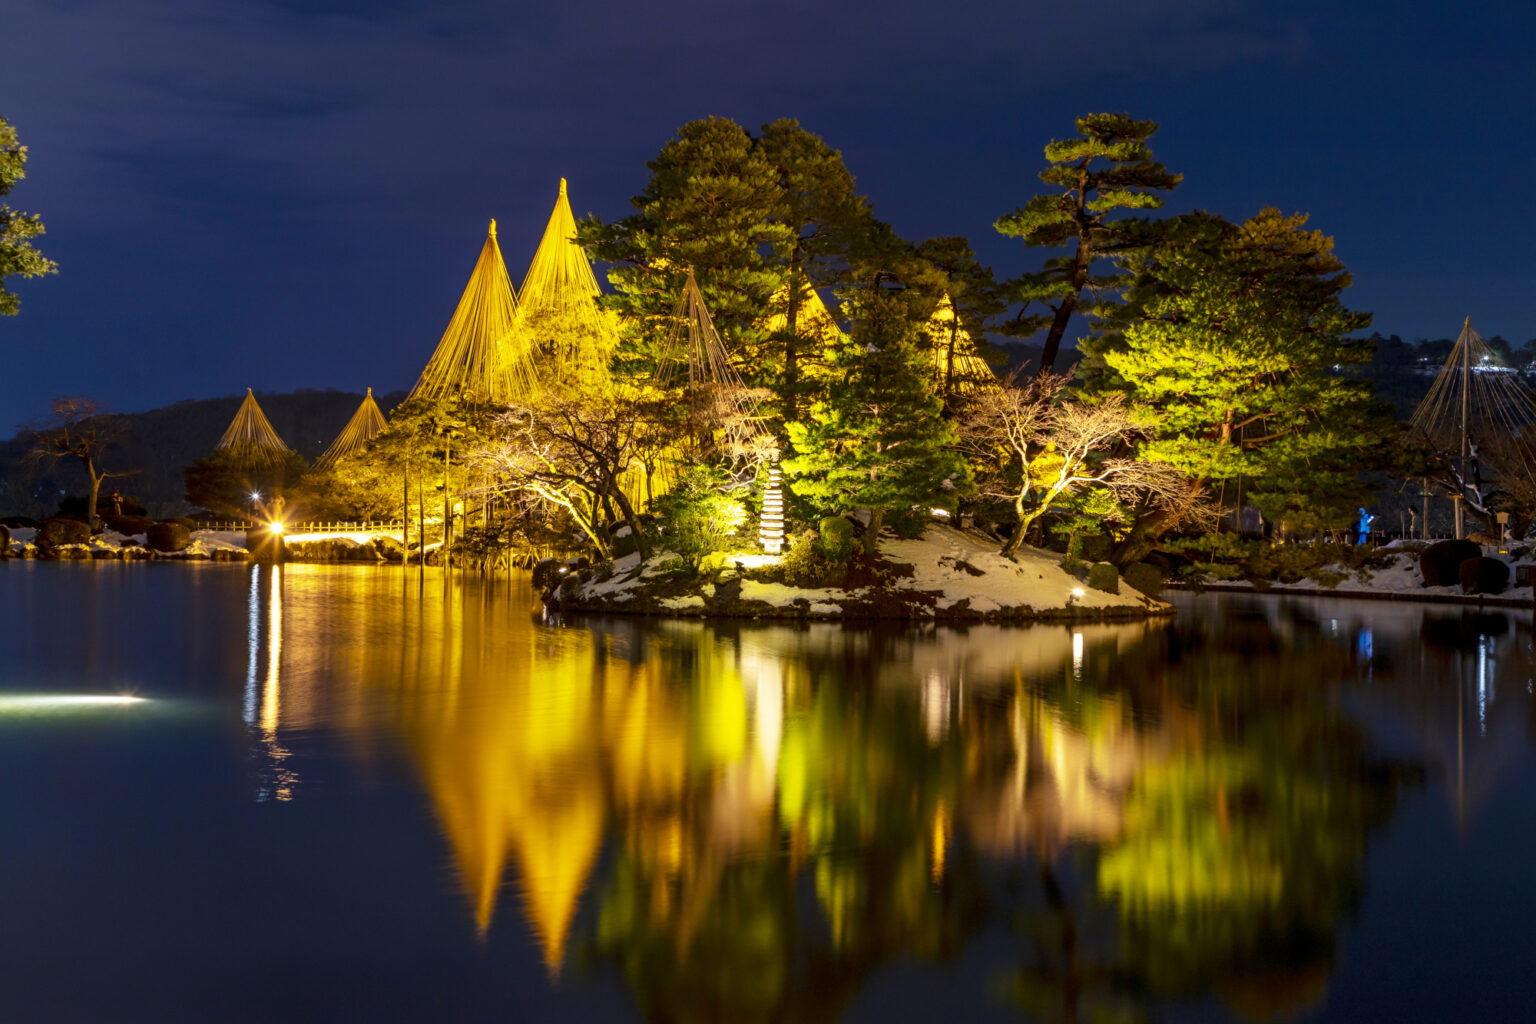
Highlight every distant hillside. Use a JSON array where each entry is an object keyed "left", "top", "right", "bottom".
[{"left": 0, "top": 388, "right": 407, "bottom": 518}]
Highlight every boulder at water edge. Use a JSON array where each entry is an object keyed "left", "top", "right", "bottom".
[
  {"left": 147, "top": 521, "right": 192, "bottom": 553},
  {"left": 1458, "top": 556, "right": 1509, "bottom": 595},
  {"left": 1420, "top": 539, "right": 1482, "bottom": 587}
]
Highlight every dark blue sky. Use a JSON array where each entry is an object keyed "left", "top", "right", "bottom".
[{"left": 2, "top": 0, "right": 1532, "bottom": 432}]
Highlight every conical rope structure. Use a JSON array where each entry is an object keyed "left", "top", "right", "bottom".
[
  {"left": 518, "top": 179, "right": 617, "bottom": 384},
  {"left": 923, "top": 293, "right": 995, "bottom": 395},
  {"left": 411, "top": 220, "right": 539, "bottom": 405},
  {"left": 1409, "top": 318, "right": 1536, "bottom": 528},
  {"left": 216, "top": 388, "right": 292, "bottom": 463},
  {"left": 316, "top": 387, "right": 389, "bottom": 468},
  {"left": 656, "top": 269, "right": 782, "bottom": 545}
]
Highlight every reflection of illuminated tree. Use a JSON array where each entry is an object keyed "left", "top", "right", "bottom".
[
  {"left": 317, "top": 581, "right": 1412, "bottom": 1023},
  {"left": 589, "top": 650, "right": 984, "bottom": 1024},
  {"left": 1089, "top": 621, "right": 1404, "bottom": 1021}
]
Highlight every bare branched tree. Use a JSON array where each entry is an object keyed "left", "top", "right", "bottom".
[
  {"left": 961, "top": 373, "right": 1209, "bottom": 557},
  {"left": 467, "top": 382, "right": 673, "bottom": 558},
  {"left": 28, "top": 397, "right": 131, "bottom": 530}
]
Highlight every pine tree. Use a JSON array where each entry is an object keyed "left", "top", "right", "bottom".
[
  {"left": 757, "top": 119, "right": 872, "bottom": 420},
  {"left": 995, "top": 113, "right": 1180, "bottom": 375},
  {"left": 1098, "top": 207, "right": 1386, "bottom": 538},
  {"left": 578, "top": 117, "right": 792, "bottom": 381},
  {"left": 784, "top": 287, "right": 971, "bottom": 554},
  {"left": 1, "top": 116, "right": 58, "bottom": 315}
]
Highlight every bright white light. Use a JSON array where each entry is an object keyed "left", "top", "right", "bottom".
[
  {"left": 250, "top": 491, "right": 261, "bottom": 502},
  {"left": 1072, "top": 631, "right": 1084, "bottom": 679},
  {"left": 269, "top": 521, "right": 284, "bottom": 535},
  {"left": 1072, "top": 588, "right": 1085, "bottom": 598},
  {"left": 0, "top": 695, "right": 148, "bottom": 711}
]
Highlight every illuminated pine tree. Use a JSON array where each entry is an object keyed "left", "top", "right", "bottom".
[
  {"left": 1097, "top": 208, "right": 1386, "bottom": 538},
  {"left": 784, "top": 287, "right": 970, "bottom": 553},
  {"left": 995, "top": 113, "right": 1180, "bottom": 375}
]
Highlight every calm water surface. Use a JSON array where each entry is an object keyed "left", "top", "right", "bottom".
[{"left": 1, "top": 562, "right": 1533, "bottom": 1023}]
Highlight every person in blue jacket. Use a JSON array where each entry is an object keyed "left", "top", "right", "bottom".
[{"left": 1356, "top": 507, "right": 1375, "bottom": 546}]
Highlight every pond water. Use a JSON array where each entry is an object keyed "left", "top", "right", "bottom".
[{"left": 1, "top": 562, "right": 1533, "bottom": 1023}]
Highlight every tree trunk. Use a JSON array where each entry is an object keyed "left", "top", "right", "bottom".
[
  {"left": 783, "top": 264, "right": 802, "bottom": 423},
  {"left": 1036, "top": 164, "right": 1093, "bottom": 377},
  {"left": 609, "top": 485, "right": 651, "bottom": 560},
  {"left": 85, "top": 459, "right": 102, "bottom": 533},
  {"left": 862, "top": 507, "right": 883, "bottom": 556}
]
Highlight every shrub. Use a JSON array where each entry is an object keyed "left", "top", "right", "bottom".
[
  {"left": 1123, "top": 562, "right": 1163, "bottom": 598},
  {"left": 37, "top": 518, "right": 90, "bottom": 549},
  {"left": 0, "top": 524, "right": 9, "bottom": 555},
  {"left": 147, "top": 521, "right": 192, "bottom": 553},
  {"left": 1420, "top": 539, "right": 1482, "bottom": 587},
  {"left": 652, "top": 470, "right": 748, "bottom": 572},
  {"left": 1081, "top": 533, "right": 1113, "bottom": 562},
  {"left": 781, "top": 530, "right": 825, "bottom": 587},
  {"left": 1459, "top": 556, "right": 1509, "bottom": 595},
  {"left": 1088, "top": 561, "right": 1120, "bottom": 595},
  {"left": 818, "top": 517, "right": 855, "bottom": 564}
]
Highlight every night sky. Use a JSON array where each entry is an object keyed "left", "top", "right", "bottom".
[{"left": 2, "top": 0, "right": 1532, "bottom": 432}]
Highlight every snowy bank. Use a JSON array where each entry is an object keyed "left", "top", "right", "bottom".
[{"left": 543, "top": 524, "right": 1169, "bottom": 622}]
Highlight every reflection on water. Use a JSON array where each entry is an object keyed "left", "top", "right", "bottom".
[
  {"left": 11, "top": 564, "right": 1527, "bottom": 1021},
  {"left": 212, "top": 567, "right": 1536, "bottom": 1022}
]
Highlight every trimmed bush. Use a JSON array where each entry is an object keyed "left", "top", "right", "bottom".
[
  {"left": 1458, "top": 556, "right": 1509, "bottom": 595},
  {"left": 1123, "top": 562, "right": 1163, "bottom": 598},
  {"left": 1420, "top": 539, "right": 1482, "bottom": 587},
  {"left": 147, "top": 521, "right": 192, "bottom": 553},
  {"left": 0, "top": 524, "right": 9, "bottom": 555},
  {"left": 1088, "top": 561, "right": 1120, "bottom": 595},
  {"left": 37, "top": 518, "right": 91, "bottom": 549},
  {"left": 1081, "top": 533, "right": 1113, "bottom": 562},
  {"left": 818, "top": 517, "right": 855, "bottom": 564}
]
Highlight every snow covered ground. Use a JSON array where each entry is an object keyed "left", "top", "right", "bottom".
[{"left": 549, "top": 524, "right": 1167, "bottom": 621}]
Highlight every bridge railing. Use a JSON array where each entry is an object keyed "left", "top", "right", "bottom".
[{"left": 192, "top": 520, "right": 405, "bottom": 534}]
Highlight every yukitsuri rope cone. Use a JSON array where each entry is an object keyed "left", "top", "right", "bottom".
[
  {"left": 924, "top": 293, "right": 995, "bottom": 398},
  {"left": 316, "top": 387, "right": 388, "bottom": 468},
  {"left": 1410, "top": 318, "right": 1536, "bottom": 454},
  {"left": 518, "top": 179, "right": 617, "bottom": 385},
  {"left": 216, "top": 388, "right": 292, "bottom": 463},
  {"left": 1408, "top": 317, "right": 1536, "bottom": 534},
  {"left": 411, "top": 220, "right": 539, "bottom": 404}
]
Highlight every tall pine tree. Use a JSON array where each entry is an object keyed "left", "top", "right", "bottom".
[
  {"left": 1097, "top": 208, "right": 1386, "bottom": 538},
  {"left": 758, "top": 118, "right": 872, "bottom": 420},
  {"left": 995, "top": 113, "right": 1180, "bottom": 375},
  {"left": 784, "top": 286, "right": 970, "bottom": 554},
  {"left": 578, "top": 117, "right": 791, "bottom": 382}
]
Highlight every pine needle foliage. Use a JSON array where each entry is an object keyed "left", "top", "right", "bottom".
[
  {"left": 995, "top": 113, "right": 1181, "bottom": 375},
  {"left": 1094, "top": 208, "right": 1385, "bottom": 531},
  {"left": 1, "top": 116, "right": 56, "bottom": 315},
  {"left": 578, "top": 117, "right": 793, "bottom": 381},
  {"left": 785, "top": 286, "right": 971, "bottom": 553}
]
